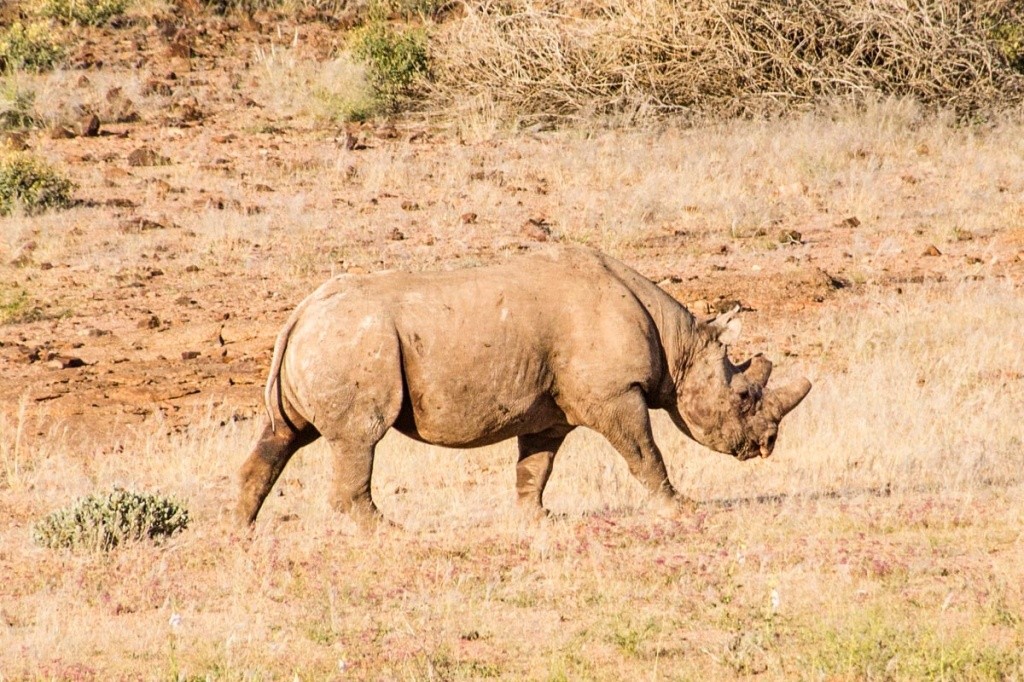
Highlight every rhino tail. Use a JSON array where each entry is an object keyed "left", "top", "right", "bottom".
[{"left": 264, "top": 286, "right": 325, "bottom": 431}]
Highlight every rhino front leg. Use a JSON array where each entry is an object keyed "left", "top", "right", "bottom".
[
  {"left": 516, "top": 428, "right": 571, "bottom": 516},
  {"left": 237, "top": 422, "right": 319, "bottom": 526},
  {"left": 587, "top": 389, "right": 694, "bottom": 516}
]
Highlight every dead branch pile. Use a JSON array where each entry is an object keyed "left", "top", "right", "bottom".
[{"left": 427, "top": 0, "right": 1024, "bottom": 124}]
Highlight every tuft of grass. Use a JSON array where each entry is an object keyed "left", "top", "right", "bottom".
[
  {"left": 0, "top": 22, "right": 65, "bottom": 72},
  {"left": 0, "top": 286, "right": 43, "bottom": 325},
  {"left": 0, "top": 153, "right": 75, "bottom": 215},
  {"left": 350, "top": 18, "right": 430, "bottom": 113},
  {"left": 32, "top": 487, "right": 190, "bottom": 551},
  {"left": 806, "top": 609, "right": 1024, "bottom": 679},
  {"left": 37, "top": 0, "right": 132, "bottom": 26},
  {"left": 0, "top": 81, "right": 38, "bottom": 130}
]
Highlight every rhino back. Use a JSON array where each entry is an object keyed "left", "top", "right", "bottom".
[{"left": 278, "top": 248, "right": 669, "bottom": 447}]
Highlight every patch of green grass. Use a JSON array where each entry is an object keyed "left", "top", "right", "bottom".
[
  {"left": 805, "top": 609, "right": 1024, "bottom": 679},
  {"left": 0, "top": 287, "right": 43, "bottom": 325},
  {"left": 38, "top": 0, "right": 132, "bottom": 26},
  {"left": 32, "top": 487, "right": 190, "bottom": 551},
  {"left": 990, "top": 20, "right": 1024, "bottom": 74},
  {"left": 0, "top": 153, "right": 75, "bottom": 215},
  {"left": 350, "top": 19, "right": 429, "bottom": 113},
  {"left": 0, "top": 22, "right": 65, "bottom": 72},
  {"left": 0, "top": 81, "right": 37, "bottom": 130}
]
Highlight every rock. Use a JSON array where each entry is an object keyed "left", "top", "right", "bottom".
[
  {"left": 521, "top": 217, "right": 552, "bottom": 242},
  {"left": 922, "top": 245, "right": 942, "bottom": 257},
  {"left": 127, "top": 146, "right": 169, "bottom": 167},
  {"left": 119, "top": 217, "right": 166, "bottom": 233},
  {"left": 181, "top": 351, "right": 201, "bottom": 360},
  {"left": 49, "top": 125, "right": 75, "bottom": 140},
  {"left": 387, "top": 227, "right": 405, "bottom": 241},
  {"left": 77, "top": 114, "right": 101, "bottom": 137},
  {"left": 9, "top": 241, "right": 36, "bottom": 266},
  {"left": 46, "top": 356, "right": 85, "bottom": 369},
  {"left": 3, "top": 132, "right": 28, "bottom": 151},
  {"left": 778, "top": 229, "right": 803, "bottom": 245},
  {"left": 400, "top": 200, "right": 419, "bottom": 211},
  {"left": 460, "top": 212, "right": 478, "bottom": 224},
  {"left": 837, "top": 216, "right": 861, "bottom": 229},
  {"left": 139, "top": 315, "right": 161, "bottom": 329}
]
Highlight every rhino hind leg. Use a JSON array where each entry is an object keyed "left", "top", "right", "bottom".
[
  {"left": 326, "top": 436, "right": 387, "bottom": 527},
  {"left": 237, "top": 421, "right": 320, "bottom": 526},
  {"left": 516, "top": 428, "right": 571, "bottom": 515}
]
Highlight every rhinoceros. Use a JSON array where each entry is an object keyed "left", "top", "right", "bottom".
[{"left": 237, "top": 246, "right": 811, "bottom": 525}]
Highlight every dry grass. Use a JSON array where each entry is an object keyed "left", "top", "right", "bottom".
[
  {"left": 428, "top": 0, "right": 1024, "bottom": 127},
  {"left": 1, "top": 282, "right": 1022, "bottom": 679}
]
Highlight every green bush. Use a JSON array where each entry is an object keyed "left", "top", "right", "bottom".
[
  {"left": 0, "top": 83, "right": 38, "bottom": 130},
  {"left": 0, "top": 153, "right": 75, "bottom": 215},
  {"left": 38, "top": 0, "right": 132, "bottom": 26},
  {"left": 0, "top": 22, "right": 65, "bottom": 72},
  {"left": 0, "top": 287, "right": 43, "bottom": 325},
  {"left": 351, "top": 20, "right": 429, "bottom": 112},
  {"left": 990, "top": 20, "right": 1024, "bottom": 73},
  {"left": 33, "top": 488, "right": 190, "bottom": 551}
]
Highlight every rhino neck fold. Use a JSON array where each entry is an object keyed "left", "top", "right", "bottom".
[{"left": 600, "top": 254, "right": 698, "bottom": 408}]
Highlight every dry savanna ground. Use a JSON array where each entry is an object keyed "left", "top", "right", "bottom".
[{"left": 2, "top": 5, "right": 1024, "bottom": 680}]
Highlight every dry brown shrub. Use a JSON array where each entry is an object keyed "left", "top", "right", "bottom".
[{"left": 428, "top": 0, "right": 1024, "bottom": 126}]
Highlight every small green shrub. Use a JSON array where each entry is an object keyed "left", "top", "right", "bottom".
[
  {"left": 0, "top": 153, "right": 75, "bottom": 215},
  {"left": 990, "top": 21, "right": 1024, "bottom": 73},
  {"left": 0, "top": 287, "right": 42, "bottom": 325},
  {"left": 33, "top": 488, "right": 190, "bottom": 551},
  {"left": 0, "top": 83, "right": 38, "bottom": 130},
  {"left": 0, "top": 22, "right": 65, "bottom": 72},
  {"left": 350, "top": 20, "right": 429, "bottom": 112},
  {"left": 38, "top": 0, "right": 132, "bottom": 26}
]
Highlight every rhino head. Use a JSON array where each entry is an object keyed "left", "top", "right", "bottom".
[{"left": 670, "top": 309, "right": 811, "bottom": 461}]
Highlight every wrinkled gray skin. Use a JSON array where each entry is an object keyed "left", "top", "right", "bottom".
[{"left": 237, "top": 246, "right": 811, "bottom": 526}]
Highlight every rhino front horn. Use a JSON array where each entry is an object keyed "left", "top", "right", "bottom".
[{"left": 768, "top": 378, "right": 812, "bottom": 420}]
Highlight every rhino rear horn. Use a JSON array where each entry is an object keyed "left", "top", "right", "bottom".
[
  {"left": 739, "top": 354, "right": 773, "bottom": 387},
  {"left": 767, "top": 378, "right": 812, "bottom": 421}
]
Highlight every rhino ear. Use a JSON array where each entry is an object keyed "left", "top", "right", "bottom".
[{"left": 709, "top": 307, "right": 742, "bottom": 345}]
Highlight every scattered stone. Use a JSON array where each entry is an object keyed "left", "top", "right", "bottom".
[
  {"left": 460, "top": 212, "right": 478, "bottom": 224},
  {"left": 715, "top": 299, "right": 743, "bottom": 314},
  {"left": 141, "top": 78, "right": 174, "bottom": 96},
  {"left": 76, "top": 74, "right": 91, "bottom": 87},
  {"left": 922, "top": 245, "right": 942, "bottom": 257},
  {"left": 964, "top": 255, "right": 983, "bottom": 265},
  {"left": 387, "top": 227, "right": 406, "bottom": 241},
  {"left": 175, "top": 295, "right": 196, "bottom": 306},
  {"left": 184, "top": 264, "right": 200, "bottom": 273},
  {"left": 46, "top": 356, "right": 85, "bottom": 370},
  {"left": 778, "top": 229, "right": 803, "bottom": 245},
  {"left": 400, "top": 200, "right": 419, "bottom": 211},
  {"left": 253, "top": 183, "right": 274, "bottom": 192},
  {"left": 119, "top": 217, "right": 166, "bottom": 233},
  {"left": 3, "top": 132, "right": 28, "bottom": 151},
  {"left": 49, "top": 125, "right": 75, "bottom": 140},
  {"left": 521, "top": 217, "right": 552, "bottom": 242},
  {"left": 86, "top": 328, "right": 109, "bottom": 337},
  {"left": 954, "top": 228, "right": 975, "bottom": 242},
  {"left": 838, "top": 216, "right": 861, "bottom": 229},
  {"left": 181, "top": 351, "right": 201, "bottom": 360},
  {"left": 127, "top": 146, "right": 170, "bottom": 167},
  {"left": 77, "top": 114, "right": 101, "bottom": 137},
  {"left": 9, "top": 241, "right": 36, "bottom": 267},
  {"left": 139, "top": 315, "right": 161, "bottom": 329}
]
